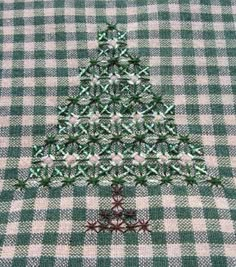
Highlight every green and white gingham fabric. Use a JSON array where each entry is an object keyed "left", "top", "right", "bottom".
[{"left": 0, "top": 0, "right": 236, "bottom": 266}]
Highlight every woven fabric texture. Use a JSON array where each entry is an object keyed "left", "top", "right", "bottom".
[{"left": 0, "top": 0, "right": 235, "bottom": 266}]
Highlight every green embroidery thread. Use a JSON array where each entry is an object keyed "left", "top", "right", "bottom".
[{"left": 16, "top": 23, "right": 223, "bottom": 189}]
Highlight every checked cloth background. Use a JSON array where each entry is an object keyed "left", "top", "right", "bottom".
[{"left": 0, "top": 0, "right": 236, "bottom": 266}]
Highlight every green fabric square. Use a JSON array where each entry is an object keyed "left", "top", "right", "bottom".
[
  {"left": 98, "top": 258, "right": 111, "bottom": 266},
  {"left": 10, "top": 105, "right": 23, "bottom": 115},
  {"left": 56, "top": 32, "right": 67, "bottom": 41},
  {"left": 204, "top": 208, "right": 219, "bottom": 219},
  {"left": 46, "top": 209, "right": 60, "bottom": 220},
  {"left": 0, "top": 212, "right": 8, "bottom": 224},
  {"left": 180, "top": 12, "right": 192, "bottom": 21},
  {"left": 0, "top": 235, "right": 4, "bottom": 247},
  {"left": 203, "top": 30, "right": 215, "bottom": 40},
  {"left": 4, "top": 168, "right": 18, "bottom": 180},
  {"left": 9, "top": 125, "right": 22, "bottom": 136},
  {"left": 207, "top": 66, "right": 219, "bottom": 76},
  {"left": 216, "top": 145, "right": 229, "bottom": 157},
  {"left": 14, "top": 34, "right": 24, "bottom": 43},
  {"left": 186, "top": 104, "right": 199, "bottom": 115},
  {"left": 138, "top": 30, "right": 149, "bottom": 39},
  {"left": 181, "top": 30, "right": 193, "bottom": 39},
  {"left": 213, "top": 125, "right": 226, "bottom": 136},
  {"left": 0, "top": 190, "right": 14, "bottom": 201},
  {"left": 124, "top": 232, "right": 138, "bottom": 245},
  {"left": 24, "top": 188, "right": 38, "bottom": 199},
  {"left": 211, "top": 256, "right": 228, "bottom": 267},
  {"left": 14, "top": 2, "right": 24, "bottom": 9},
  {"left": 11, "top": 87, "right": 24, "bottom": 96},
  {"left": 182, "top": 48, "right": 195, "bottom": 56},
  {"left": 219, "top": 167, "right": 232, "bottom": 177},
  {"left": 35, "top": 50, "right": 45, "bottom": 59},
  {"left": 54, "top": 1, "right": 64, "bottom": 7},
  {"left": 55, "top": 15, "right": 65, "bottom": 24},
  {"left": 160, "top": 48, "right": 172, "bottom": 57},
  {"left": 159, "top": 29, "right": 171, "bottom": 39},
  {"left": 34, "top": 16, "right": 44, "bottom": 25},
  {"left": 13, "top": 51, "right": 24, "bottom": 60},
  {"left": 161, "top": 65, "right": 173, "bottom": 75},
  {"left": 34, "top": 105, "right": 46, "bottom": 115},
  {"left": 225, "top": 30, "right": 236, "bottom": 39},
  {"left": 43, "top": 233, "right": 58, "bottom": 245},
  {"left": 176, "top": 207, "right": 191, "bottom": 219},
  {"left": 148, "top": 185, "right": 161, "bottom": 196},
  {"left": 183, "top": 66, "right": 196, "bottom": 75},
  {"left": 32, "top": 125, "right": 46, "bottom": 136},
  {"left": 222, "top": 14, "right": 234, "bottom": 22},
  {"left": 40, "top": 257, "right": 55, "bottom": 266},
  {"left": 180, "top": 231, "right": 195, "bottom": 243},
  {"left": 182, "top": 256, "right": 198, "bottom": 267},
  {"left": 7, "top": 147, "right": 21, "bottom": 157},
  {"left": 35, "top": 33, "right": 45, "bottom": 42},
  {"left": 158, "top": 12, "right": 170, "bottom": 20},
  {"left": 226, "top": 48, "right": 236, "bottom": 57},
  {"left": 97, "top": 232, "right": 112, "bottom": 245},
  {"left": 14, "top": 17, "right": 24, "bottom": 26},
  {"left": 20, "top": 209, "right": 34, "bottom": 221},
  {"left": 205, "top": 48, "right": 217, "bottom": 57},
  {"left": 12, "top": 258, "right": 27, "bottom": 267},
  {"left": 208, "top": 231, "right": 224, "bottom": 244},
  {"left": 56, "top": 50, "right": 67, "bottom": 59},
  {"left": 57, "top": 86, "right": 68, "bottom": 96},
  {"left": 153, "top": 258, "right": 168, "bottom": 267},
  {"left": 150, "top": 207, "right": 164, "bottom": 220},
  {"left": 34, "top": 2, "right": 44, "bottom": 8},
  {"left": 57, "top": 68, "right": 68, "bottom": 77},
  {"left": 201, "top": 13, "right": 213, "bottom": 22},
  {"left": 70, "top": 233, "right": 85, "bottom": 246},
  {"left": 16, "top": 233, "right": 31, "bottom": 245},
  {"left": 72, "top": 208, "right": 86, "bottom": 221},
  {"left": 35, "top": 67, "right": 46, "bottom": 77},
  {"left": 151, "top": 232, "right": 166, "bottom": 244},
  {"left": 125, "top": 258, "right": 139, "bottom": 266},
  {"left": 68, "top": 258, "right": 83, "bottom": 267},
  {"left": 12, "top": 68, "right": 24, "bottom": 77},
  {"left": 211, "top": 104, "right": 223, "bottom": 114},
  {"left": 124, "top": 186, "right": 136, "bottom": 197},
  {"left": 137, "top": 13, "right": 149, "bottom": 22}
]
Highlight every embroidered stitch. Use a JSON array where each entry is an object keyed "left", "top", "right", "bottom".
[{"left": 15, "top": 23, "right": 223, "bottom": 233}]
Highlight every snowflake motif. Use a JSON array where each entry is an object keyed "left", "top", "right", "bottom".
[
  {"left": 128, "top": 73, "right": 141, "bottom": 85},
  {"left": 63, "top": 153, "right": 79, "bottom": 167},
  {"left": 110, "top": 113, "right": 122, "bottom": 124},
  {"left": 107, "top": 38, "right": 118, "bottom": 49},
  {"left": 66, "top": 113, "right": 80, "bottom": 126},
  {"left": 41, "top": 154, "right": 55, "bottom": 167},
  {"left": 132, "top": 152, "right": 146, "bottom": 165},
  {"left": 179, "top": 152, "right": 193, "bottom": 166},
  {"left": 88, "top": 154, "right": 100, "bottom": 166},
  {"left": 156, "top": 152, "right": 170, "bottom": 165},
  {"left": 89, "top": 111, "right": 101, "bottom": 124},
  {"left": 153, "top": 112, "right": 166, "bottom": 124},
  {"left": 111, "top": 153, "right": 124, "bottom": 166},
  {"left": 109, "top": 73, "right": 121, "bottom": 85},
  {"left": 132, "top": 112, "right": 143, "bottom": 123},
  {"left": 89, "top": 75, "right": 100, "bottom": 87}
]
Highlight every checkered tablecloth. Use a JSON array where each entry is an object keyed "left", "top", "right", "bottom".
[{"left": 0, "top": 0, "right": 235, "bottom": 266}]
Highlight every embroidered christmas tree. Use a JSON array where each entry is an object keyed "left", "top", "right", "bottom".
[{"left": 15, "top": 23, "right": 222, "bottom": 232}]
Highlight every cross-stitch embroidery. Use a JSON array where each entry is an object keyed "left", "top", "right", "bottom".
[{"left": 15, "top": 23, "right": 223, "bottom": 233}]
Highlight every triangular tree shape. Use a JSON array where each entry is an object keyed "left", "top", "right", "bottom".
[{"left": 15, "top": 23, "right": 223, "bottom": 233}]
